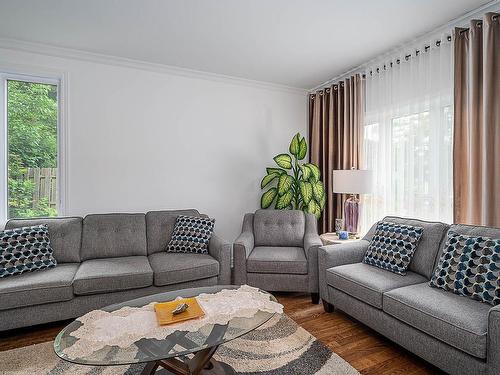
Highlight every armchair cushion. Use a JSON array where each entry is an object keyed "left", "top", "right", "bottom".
[
  {"left": 247, "top": 246, "right": 307, "bottom": 274},
  {"left": 253, "top": 209, "right": 304, "bottom": 247}
]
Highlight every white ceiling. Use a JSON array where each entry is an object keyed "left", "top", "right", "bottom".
[{"left": 0, "top": 0, "right": 492, "bottom": 89}]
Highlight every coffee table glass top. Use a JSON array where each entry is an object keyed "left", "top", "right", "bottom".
[{"left": 54, "top": 285, "right": 278, "bottom": 366}]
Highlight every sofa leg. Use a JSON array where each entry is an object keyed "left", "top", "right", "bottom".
[
  {"left": 322, "top": 299, "right": 334, "bottom": 313},
  {"left": 311, "top": 293, "right": 319, "bottom": 304}
]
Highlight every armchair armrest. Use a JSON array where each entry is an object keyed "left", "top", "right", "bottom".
[
  {"left": 318, "top": 240, "right": 369, "bottom": 300},
  {"left": 233, "top": 213, "right": 255, "bottom": 285},
  {"left": 303, "top": 213, "right": 323, "bottom": 293},
  {"left": 488, "top": 305, "right": 500, "bottom": 373},
  {"left": 208, "top": 234, "right": 232, "bottom": 285}
]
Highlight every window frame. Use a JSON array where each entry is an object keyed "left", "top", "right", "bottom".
[{"left": 0, "top": 71, "right": 67, "bottom": 222}]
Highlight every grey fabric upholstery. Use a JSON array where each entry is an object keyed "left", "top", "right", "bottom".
[
  {"left": 234, "top": 210, "right": 321, "bottom": 294},
  {"left": 207, "top": 234, "right": 231, "bottom": 285},
  {"left": 384, "top": 283, "right": 490, "bottom": 358},
  {"left": 81, "top": 213, "right": 147, "bottom": 260},
  {"left": 148, "top": 252, "right": 219, "bottom": 286},
  {"left": 73, "top": 256, "right": 153, "bottom": 295},
  {"left": 233, "top": 213, "right": 255, "bottom": 285},
  {"left": 0, "top": 278, "right": 218, "bottom": 332},
  {"left": 145, "top": 209, "right": 201, "bottom": 255},
  {"left": 318, "top": 241, "right": 369, "bottom": 300},
  {"left": 489, "top": 305, "right": 500, "bottom": 374},
  {"left": 0, "top": 263, "right": 78, "bottom": 310},
  {"left": 329, "top": 286, "right": 487, "bottom": 375},
  {"left": 5, "top": 217, "right": 82, "bottom": 263},
  {"left": 246, "top": 273, "right": 310, "bottom": 292},
  {"left": 253, "top": 209, "right": 305, "bottom": 247},
  {"left": 363, "top": 216, "right": 449, "bottom": 279},
  {"left": 326, "top": 263, "right": 427, "bottom": 309},
  {"left": 247, "top": 246, "right": 307, "bottom": 274}
]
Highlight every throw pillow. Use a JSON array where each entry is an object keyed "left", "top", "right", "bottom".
[
  {"left": 166, "top": 215, "right": 215, "bottom": 254},
  {"left": 0, "top": 224, "right": 57, "bottom": 278},
  {"left": 430, "top": 231, "right": 499, "bottom": 306},
  {"left": 363, "top": 221, "right": 424, "bottom": 275}
]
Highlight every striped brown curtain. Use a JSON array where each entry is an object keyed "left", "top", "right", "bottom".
[
  {"left": 308, "top": 74, "right": 364, "bottom": 233},
  {"left": 453, "top": 13, "right": 500, "bottom": 227}
]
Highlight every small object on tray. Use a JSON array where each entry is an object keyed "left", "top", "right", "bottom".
[{"left": 154, "top": 297, "right": 204, "bottom": 326}]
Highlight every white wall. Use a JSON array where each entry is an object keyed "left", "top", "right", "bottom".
[{"left": 0, "top": 46, "right": 307, "bottom": 241}]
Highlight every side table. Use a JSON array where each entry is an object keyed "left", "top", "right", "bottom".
[{"left": 319, "top": 233, "right": 362, "bottom": 246}]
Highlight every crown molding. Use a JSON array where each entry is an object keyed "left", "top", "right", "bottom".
[{"left": 0, "top": 37, "right": 307, "bottom": 95}]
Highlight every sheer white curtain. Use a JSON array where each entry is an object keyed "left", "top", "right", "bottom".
[{"left": 361, "top": 35, "right": 453, "bottom": 231}]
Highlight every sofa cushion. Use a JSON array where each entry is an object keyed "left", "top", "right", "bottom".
[
  {"left": 0, "top": 263, "right": 78, "bottom": 310},
  {"left": 326, "top": 263, "right": 427, "bottom": 309},
  {"left": 81, "top": 214, "right": 147, "bottom": 260},
  {"left": 363, "top": 216, "right": 449, "bottom": 279},
  {"left": 0, "top": 225, "right": 57, "bottom": 278},
  {"left": 384, "top": 282, "right": 491, "bottom": 359},
  {"left": 363, "top": 221, "right": 423, "bottom": 275},
  {"left": 253, "top": 209, "right": 304, "bottom": 247},
  {"left": 5, "top": 217, "right": 82, "bottom": 263},
  {"left": 148, "top": 252, "right": 219, "bottom": 286},
  {"left": 146, "top": 210, "right": 201, "bottom": 255},
  {"left": 430, "top": 231, "right": 499, "bottom": 306},
  {"left": 166, "top": 215, "right": 215, "bottom": 254},
  {"left": 73, "top": 256, "right": 153, "bottom": 295},
  {"left": 247, "top": 246, "right": 307, "bottom": 274}
]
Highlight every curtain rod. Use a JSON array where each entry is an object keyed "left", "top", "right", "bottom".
[{"left": 309, "top": 0, "right": 500, "bottom": 92}]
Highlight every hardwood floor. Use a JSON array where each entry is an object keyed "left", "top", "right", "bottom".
[{"left": 0, "top": 293, "right": 444, "bottom": 375}]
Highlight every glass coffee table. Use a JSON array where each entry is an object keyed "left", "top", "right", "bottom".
[{"left": 54, "top": 285, "right": 279, "bottom": 375}]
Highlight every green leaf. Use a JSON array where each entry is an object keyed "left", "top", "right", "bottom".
[
  {"left": 300, "top": 164, "right": 311, "bottom": 180},
  {"left": 277, "top": 174, "right": 293, "bottom": 195},
  {"left": 297, "top": 137, "right": 307, "bottom": 160},
  {"left": 319, "top": 193, "right": 326, "bottom": 210},
  {"left": 266, "top": 167, "right": 286, "bottom": 175},
  {"left": 276, "top": 190, "right": 293, "bottom": 209},
  {"left": 261, "top": 188, "right": 277, "bottom": 209},
  {"left": 307, "top": 199, "right": 321, "bottom": 219},
  {"left": 261, "top": 173, "right": 278, "bottom": 189},
  {"left": 273, "top": 154, "right": 292, "bottom": 169},
  {"left": 306, "top": 163, "right": 321, "bottom": 182},
  {"left": 289, "top": 133, "right": 300, "bottom": 156},
  {"left": 299, "top": 181, "right": 313, "bottom": 204},
  {"left": 312, "top": 181, "right": 325, "bottom": 201}
]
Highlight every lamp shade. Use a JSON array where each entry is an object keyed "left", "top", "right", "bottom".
[{"left": 332, "top": 169, "right": 373, "bottom": 194}]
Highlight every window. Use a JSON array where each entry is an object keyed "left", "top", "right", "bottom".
[
  {"left": 361, "top": 37, "right": 453, "bottom": 230},
  {"left": 0, "top": 74, "right": 63, "bottom": 221}
]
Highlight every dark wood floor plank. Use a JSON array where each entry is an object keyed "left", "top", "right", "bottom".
[{"left": 0, "top": 292, "right": 445, "bottom": 374}]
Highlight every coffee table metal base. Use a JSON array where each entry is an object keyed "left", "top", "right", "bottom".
[{"left": 140, "top": 345, "right": 235, "bottom": 375}]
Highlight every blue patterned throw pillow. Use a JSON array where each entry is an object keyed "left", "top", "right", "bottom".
[
  {"left": 166, "top": 215, "right": 215, "bottom": 254},
  {"left": 430, "top": 231, "right": 499, "bottom": 306},
  {"left": 363, "top": 221, "right": 424, "bottom": 275},
  {"left": 0, "top": 224, "right": 57, "bottom": 278}
]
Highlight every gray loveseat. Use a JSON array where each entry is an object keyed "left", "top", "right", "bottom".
[
  {"left": 318, "top": 216, "right": 500, "bottom": 375},
  {"left": 0, "top": 209, "right": 231, "bottom": 332},
  {"left": 233, "top": 209, "right": 322, "bottom": 303}
]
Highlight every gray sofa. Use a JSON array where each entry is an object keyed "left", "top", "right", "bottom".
[
  {"left": 233, "top": 209, "right": 323, "bottom": 303},
  {"left": 318, "top": 216, "right": 500, "bottom": 375},
  {"left": 0, "top": 209, "right": 231, "bottom": 332}
]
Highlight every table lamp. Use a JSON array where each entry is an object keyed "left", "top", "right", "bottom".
[{"left": 332, "top": 168, "right": 373, "bottom": 234}]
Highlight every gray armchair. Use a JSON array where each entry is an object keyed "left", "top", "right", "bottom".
[{"left": 233, "top": 209, "right": 322, "bottom": 303}]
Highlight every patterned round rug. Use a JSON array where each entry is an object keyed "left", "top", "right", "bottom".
[{"left": 0, "top": 314, "right": 359, "bottom": 375}]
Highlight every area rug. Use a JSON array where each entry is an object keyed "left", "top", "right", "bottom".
[{"left": 0, "top": 314, "right": 359, "bottom": 375}]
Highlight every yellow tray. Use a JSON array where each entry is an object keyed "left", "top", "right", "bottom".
[{"left": 154, "top": 297, "right": 205, "bottom": 326}]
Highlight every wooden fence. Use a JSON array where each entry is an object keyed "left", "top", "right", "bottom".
[{"left": 22, "top": 168, "right": 57, "bottom": 208}]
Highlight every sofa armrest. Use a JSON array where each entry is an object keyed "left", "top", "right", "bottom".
[
  {"left": 488, "top": 305, "right": 500, "bottom": 373},
  {"left": 318, "top": 240, "right": 369, "bottom": 300},
  {"left": 233, "top": 213, "right": 255, "bottom": 285},
  {"left": 208, "top": 234, "right": 232, "bottom": 285}
]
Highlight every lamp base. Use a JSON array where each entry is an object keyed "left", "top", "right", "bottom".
[{"left": 344, "top": 195, "right": 359, "bottom": 234}]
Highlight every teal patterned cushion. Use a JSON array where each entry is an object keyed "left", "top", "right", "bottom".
[
  {"left": 363, "top": 221, "right": 424, "bottom": 275},
  {"left": 166, "top": 215, "right": 215, "bottom": 254},
  {"left": 430, "top": 231, "right": 499, "bottom": 306},
  {"left": 0, "top": 224, "right": 57, "bottom": 278}
]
